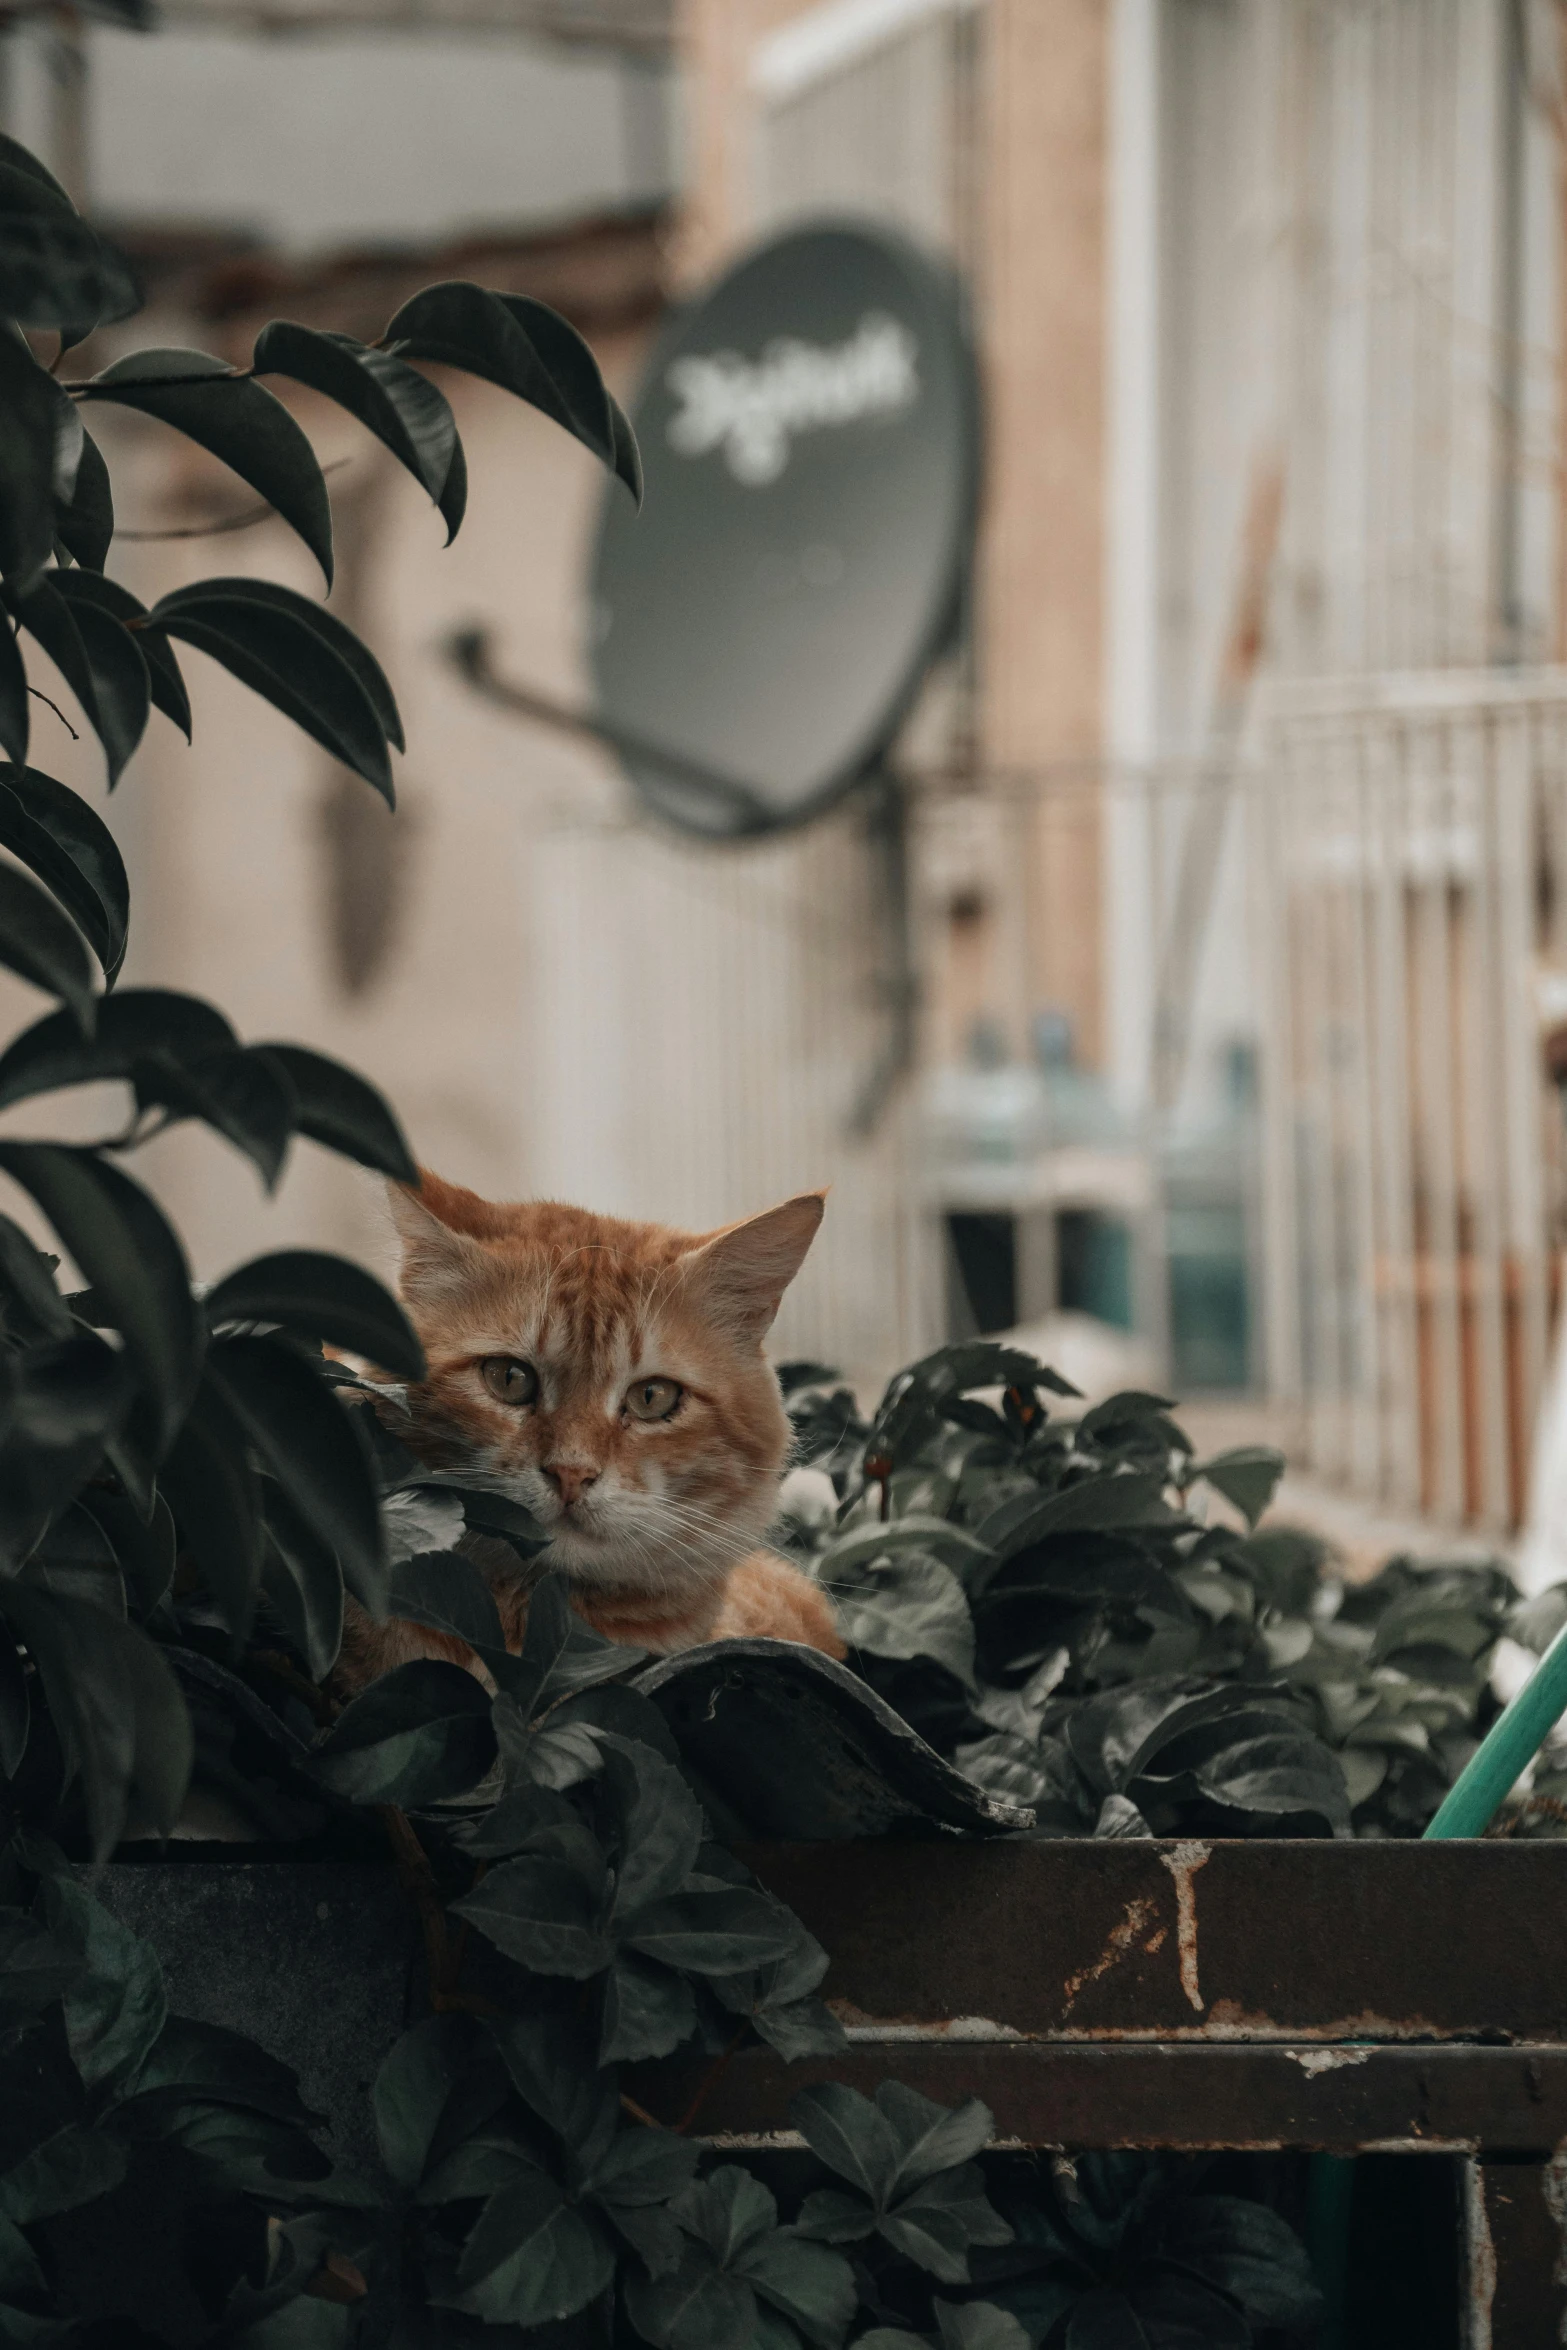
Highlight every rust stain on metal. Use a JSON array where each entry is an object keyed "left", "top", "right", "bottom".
[
  {"left": 1142, "top": 1929, "right": 1167, "bottom": 1956},
  {"left": 1158, "top": 1840, "right": 1211, "bottom": 2013},
  {"left": 1061, "top": 1899, "right": 1158, "bottom": 2017}
]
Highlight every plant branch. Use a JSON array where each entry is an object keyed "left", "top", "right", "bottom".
[{"left": 27, "top": 687, "right": 78, "bottom": 740}]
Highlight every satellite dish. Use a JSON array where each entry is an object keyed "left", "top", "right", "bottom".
[{"left": 589, "top": 219, "right": 979, "bottom": 839}]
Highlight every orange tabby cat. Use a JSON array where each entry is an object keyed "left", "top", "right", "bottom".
[{"left": 338, "top": 1172, "right": 844, "bottom": 1686}]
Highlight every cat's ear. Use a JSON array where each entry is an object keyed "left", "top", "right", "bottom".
[
  {"left": 681, "top": 1191, "right": 825, "bottom": 1342},
  {"left": 386, "top": 1173, "right": 493, "bottom": 1306}
]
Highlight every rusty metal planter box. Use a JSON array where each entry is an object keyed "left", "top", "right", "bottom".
[{"left": 103, "top": 1837, "right": 1567, "bottom": 2346}]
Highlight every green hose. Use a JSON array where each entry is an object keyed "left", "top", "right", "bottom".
[{"left": 1308, "top": 1615, "right": 1567, "bottom": 2342}]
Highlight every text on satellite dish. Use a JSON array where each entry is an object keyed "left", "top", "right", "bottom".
[{"left": 665, "top": 313, "right": 919, "bottom": 486}]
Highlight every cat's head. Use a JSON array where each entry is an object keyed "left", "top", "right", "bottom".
[{"left": 386, "top": 1172, "right": 825, "bottom": 1599}]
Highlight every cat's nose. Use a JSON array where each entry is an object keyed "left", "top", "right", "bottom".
[{"left": 543, "top": 1462, "right": 600, "bottom": 1509}]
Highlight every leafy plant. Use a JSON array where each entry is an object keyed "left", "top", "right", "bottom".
[
  {"left": 0, "top": 116, "right": 637, "bottom": 1867},
  {"left": 775, "top": 1347, "right": 1531, "bottom": 1844}
]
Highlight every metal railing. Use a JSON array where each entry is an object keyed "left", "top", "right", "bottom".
[{"left": 1256, "top": 667, "right": 1567, "bottom": 1532}]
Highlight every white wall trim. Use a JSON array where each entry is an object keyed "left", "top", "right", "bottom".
[{"left": 750, "top": 0, "right": 973, "bottom": 106}]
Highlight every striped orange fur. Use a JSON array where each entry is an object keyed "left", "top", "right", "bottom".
[{"left": 336, "top": 1172, "right": 844, "bottom": 1688}]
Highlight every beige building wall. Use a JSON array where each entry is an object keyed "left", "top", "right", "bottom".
[{"left": 678, "top": 0, "right": 1112, "bottom": 1065}]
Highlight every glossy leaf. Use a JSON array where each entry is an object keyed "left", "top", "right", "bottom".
[
  {"left": 205, "top": 1248, "right": 424, "bottom": 1379},
  {"left": 0, "top": 1332, "right": 131, "bottom": 1564},
  {"left": 313, "top": 1657, "right": 496, "bottom": 1805},
  {"left": 0, "top": 329, "right": 80, "bottom": 589},
  {"left": 0, "top": 212, "right": 138, "bottom": 336},
  {"left": 0, "top": 986, "right": 234, "bottom": 1110},
  {"left": 450, "top": 2167, "right": 615, "bottom": 2325},
  {"left": 253, "top": 319, "right": 465, "bottom": 538},
  {"left": 82, "top": 351, "right": 333, "bottom": 586},
  {"left": 55, "top": 425, "right": 114, "bottom": 572},
  {"left": 7, "top": 1588, "right": 192, "bottom": 1854},
  {"left": 51, "top": 568, "right": 190, "bottom": 738},
  {"left": 261, "top": 1484, "right": 344, "bottom": 1681},
  {"left": 78, "top": 1486, "right": 177, "bottom": 1620},
  {"left": 205, "top": 1333, "right": 385, "bottom": 1607},
  {"left": 254, "top": 1042, "right": 417, "bottom": 1179},
  {"left": 41, "top": 1874, "right": 169, "bottom": 2085},
  {"left": 0, "top": 615, "right": 27, "bottom": 764},
  {"left": 385, "top": 1549, "right": 506, "bottom": 1658},
  {"left": 0, "top": 1144, "right": 199, "bottom": 1455},
  {"left": 157, "top": 1372, "right": 264, "bottom": 1642},
  {"left": 0, "top": 763, "right": 130, "bottom": 983},
  {"left": 384, "top": 279, "right": 639, "bottom": 503},
  {"left": 145, "top": 577, "right": 399, "bottom": 801},
  {"left": 0, "top": 859, "right": 95, "bottom": 1033},
  {"left": 1193, "top": 1445, "right": 1285, "bottom": 1530},
  {"left": 451, "top": 1851, "right": 613, "bottom": 1978}
]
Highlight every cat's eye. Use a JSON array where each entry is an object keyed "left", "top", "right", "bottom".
[
  {"left": 625, "top": 1376, "right": 683, "bottom": 1423},
  {"left": 481, "top": 1356, "right": 539, "bottom": 1407}
]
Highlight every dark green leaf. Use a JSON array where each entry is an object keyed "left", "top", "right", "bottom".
[
  {"left": 0, "top": 212, "right": 138, "bottom": 336},
  {"left": 599, "top": 1952, "right": 697, "bottom": 2063},
  {"left": 738, "top": 2231, "right": 856, "bottom": 2349},
  {"left": 385, "top": 1549, "right": 505, "bottom": 1657},
  {"left": 0, "top": 854, "right": 95, "bottom": 1032},
  {"left": 9, "top": 573, "right": 105, "bottom": 756},
  {"left": 489, "top": 2007, "right": 617, "bottom": 2151},
  {"left": 0, "top": 616, "right": 26, "bottom": 764},
  {"left": 7, "top": 1588, "right": 191, "bottom": 1853},
  {"left": 253, "top": 320, "right": 465, "bottom": 537},
  {"left": 877, "top": 2081, "right": 993, "bottom": 2192},
  {"left": 0, "top": 764, "right": 129, "bottom": 983},
  {"left": 976, "top": 1474, "right": 1181, "bottom": 1566},
  {"left": 1194, "top": 1446, "right": 1285, "bottom": 1529},
  {"left": 140, "top": 1043, "right": 296, "bottom": 1190},
  {"left": 0, "top": 329, "right": 80, "bottom": 589},
  {"left": 451, "top": 2170, "right": 615, "bottom": 2325},
  {"left": 372, "top": 2014, "right": 477, "bottom": 2188},
  {"left": 0, "top": 986, "right": 233, "bottom": 1110},
  {"left": 0, "top": 1212, "right": 70, "bottom": 1339},
  {"left": 55, "top": 424, "right": 114, "bottom": 572},
  {"left": 77, "top": 1485, "right": 176, "bottom": 1618},
  {"left": 0, "top": 1332, "right": 132, "bottom": 1563},
  {"left": 152, "top": 570, "right": 399, "bottom": 742},
  {"left": 582, "top": 2118, "right": 700, "bottom": 2209},
  {"left": 51, "top": 567, "right": 190, "bottom": 738},
  {"left": 622, "top": 2241, "right": 755, "bottom": 2350},
  {"left": 0, "top": 1143, "right": 200, "bottom": 1456},
  {"left": 0, "top": 1634, "right": 28, "bottom": 1777},
  {"left": 0, "top": 2123, "right": 126, "bottom": 2223},
  {"left": 43, "top": 1870, "right": 168, "bottom": 2086},
  {"left": 313, "top": 1657, "right": 495, "bottom": 1805},
  {"left": 83, "top": 351, "right": 332, "bottom": 585},
  {"left": 261, "top": 1496, "right": 344, "bottom": 1682},
  {"left": 795, "top": 2189, "right": 874, "bottom": 2244},
  {"left": 251, "top": 1042, "right": 417, "bottom": 1180},
  {"left": 384, "top": 280, "right": 638, "bottom": 501},
  {"left": 47, "top": 587, "right": 150, "bottom": 785},
  {"left": 205, "top": 1332, "right": 385, "bottom": 1606},
  {"left": 145, "top": 577, "right": 398, "bottom": 800},
  {"left": 1147, "top": 2193, "right": 1322, "bottom": 2326},
  {"left": 206, "top": 1248, "right": 424, "bottom": 1379},
  {"left": 1187, "top": 1731, "right": 1350, "bottom": 1829},
  {"left": 157, "top": 1369, "right": 264, "bottom": 1640},
  {"left": 450, "top": 1852, "right": 613, "bottom": 1977},
  {"left": 624, "top": 1879, "right": 804, "bottom": 1976},
  {"left": 790, "top": 2083, "right": 902, "bottom": 2204},
  {"left": 673, "top": 2167, "right": 776, "bottom": 2264},
  {"left": 602, "top": 1735, "right": 705, "bottom": 1916}
]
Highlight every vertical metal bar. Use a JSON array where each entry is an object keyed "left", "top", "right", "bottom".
[{"left": 1459, "top": 711, "right": 1511, "bottom": 1529}]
